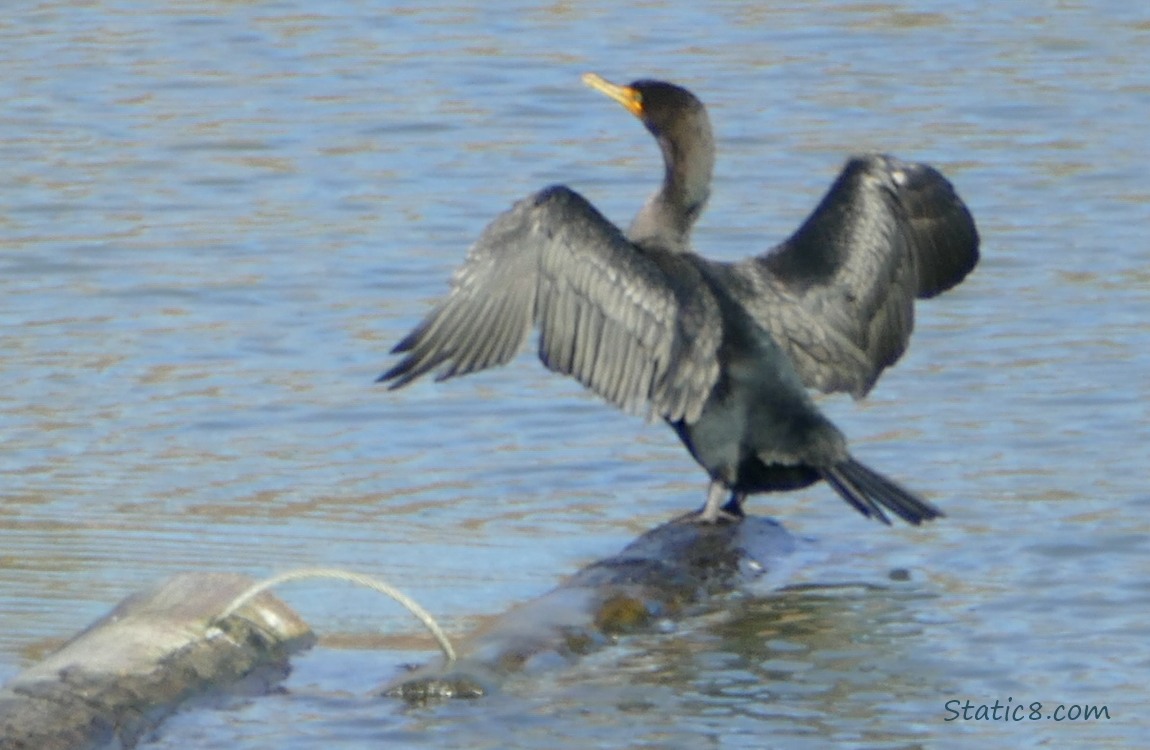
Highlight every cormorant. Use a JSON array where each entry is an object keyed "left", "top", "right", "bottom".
[{"left": 380, "top": 73, "right": 979, "bottom": 525}]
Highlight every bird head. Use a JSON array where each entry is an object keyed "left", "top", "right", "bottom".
[{"left": 582, "top": 73, "right": 705, "bottom": 140}]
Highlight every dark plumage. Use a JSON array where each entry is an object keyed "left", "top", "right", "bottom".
[{"left": 381, "top": 73, "right": 979, "bottom": 525}]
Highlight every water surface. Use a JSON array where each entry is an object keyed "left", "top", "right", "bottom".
[{"left": 2, "top": 1, "right": 1147, "bottom": 747}]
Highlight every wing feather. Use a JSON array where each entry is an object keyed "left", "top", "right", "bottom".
[
  {"left": 380, "top": 185, "right": 722, "bottom": 423},
  {"left": 731, "top": 154, "right": 979, "bottom": 398}
]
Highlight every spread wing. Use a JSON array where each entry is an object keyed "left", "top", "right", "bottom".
[
  {"left": 732, "top": 154, "right": 979, "bottom": 398},
  {"left": 380, "top": 185, "right": 723, "bottom": 423}
]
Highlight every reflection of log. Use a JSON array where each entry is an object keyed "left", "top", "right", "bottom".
[
  {"left": 0, "top": 572, "right": 313, "bottom": 750},
  {"left": 384, "top": 515, "right": 797, "bottom": 702}
]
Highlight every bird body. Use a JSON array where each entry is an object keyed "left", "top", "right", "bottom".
[{"left": 381, "top": 74, "right": 979, "bottom": 526}]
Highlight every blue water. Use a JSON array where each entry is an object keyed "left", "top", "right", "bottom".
[{"left": 2, "top": 1, "right": 1148, "bottom": 747}]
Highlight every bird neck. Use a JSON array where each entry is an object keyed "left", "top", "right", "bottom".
[{"left": 627, "top": 121, "right": 713, "bottom": 253}]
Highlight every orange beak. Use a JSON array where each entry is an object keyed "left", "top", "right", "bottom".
[{"left": 582, "top": 72, "right": 644, "bottom": 118}]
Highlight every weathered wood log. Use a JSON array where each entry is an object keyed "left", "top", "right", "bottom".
[
  {"left": 383, "top": 514, "right": 797, "bottom": 702},
  {"left": 0, "top": 572, "right": 314, "bottom": 750},
  {"left": 0, "top": 515, "right": 798, "bottom": 744}
]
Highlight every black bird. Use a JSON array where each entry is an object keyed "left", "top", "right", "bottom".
[{"left": 380, "top": 73, "right": 979, "bottom": 525}]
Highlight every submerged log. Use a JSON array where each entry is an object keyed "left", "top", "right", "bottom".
[
  {"left": 384, "top": 514, "right": 797, "bottom": 702},
  {"left": 0, "top": 572, "right": 314, "bottom": 750},
  {"left": 0, "top": 515, "right": 798, "bottom": 743}
]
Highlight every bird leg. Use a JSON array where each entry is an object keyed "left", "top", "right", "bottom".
[
  {"left": 695, "top": 481, "right": 744, "bottom": 524},
  {"left": 720, "top": 491, "right": 746, "bottom": 519}
]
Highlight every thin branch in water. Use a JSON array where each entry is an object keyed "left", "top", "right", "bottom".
[{"left": 214, "top": 567, "right": 456, "bottom": 664}]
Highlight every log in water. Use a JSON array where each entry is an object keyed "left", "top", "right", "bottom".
[
  {"left": 0, "top": 515, "right": 798, "bottom": 745},
  {"left": 383, "top": 514, "right": 797, "bottom": 702},
  {"left": 0, "top": 572, "right": 314, "bottom": 750}
]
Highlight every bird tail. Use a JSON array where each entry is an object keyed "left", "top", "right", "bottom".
[{"left": 819, "top": 458, "right": 943, "bottom": 526}]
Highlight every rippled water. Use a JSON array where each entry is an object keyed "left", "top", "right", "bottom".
[{"left": 2, "top": 1, "right": 1148, "bottom": 747}]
